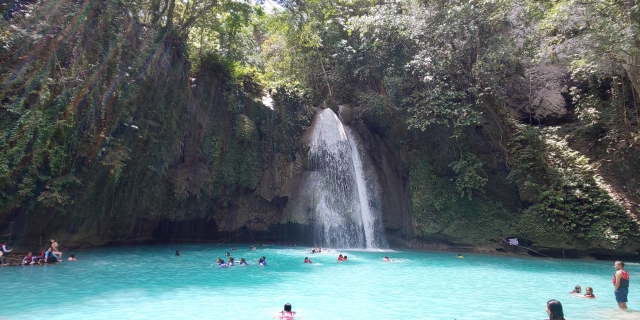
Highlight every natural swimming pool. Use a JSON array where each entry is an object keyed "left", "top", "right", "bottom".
[{"left": 2, "top": 244, "right": 639, "bottom": 319}]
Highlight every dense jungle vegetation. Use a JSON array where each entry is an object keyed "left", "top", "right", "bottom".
[{"left": 1, "top": 0, "right": 639, "bottom": 254}]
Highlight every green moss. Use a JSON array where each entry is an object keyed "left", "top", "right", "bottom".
[{"left": 409, "top": 153, "right": 517, "bottom": 245}]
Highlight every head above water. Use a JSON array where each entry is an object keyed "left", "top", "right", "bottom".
[
  {"left": 615, "top": 261, "right": 625, "bottom": 269},
  {"left": 586, "top": 287, "right": 593, "bottom": 294},
  {"left": 69, "top": 254, "right": 75, "bottom": 258},
  {"left": 284, "top": 303, "right": 292, "bottom": 312},
  {"left": 546, "top": 299, "right": 565, "bottom": 320},
  {"left": 574, "top": 285, "right": 581, "bottom": 292}
]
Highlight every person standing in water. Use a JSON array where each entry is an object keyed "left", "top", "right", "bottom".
[
  {"left": 613, "top": 260, "right": 630, "bottom": 309},
  {"left": 546, "top": 299, "right": 565, "bottom": 320},
  {"left": 50, "top": 239, "right": 62, "bottom": 260}
]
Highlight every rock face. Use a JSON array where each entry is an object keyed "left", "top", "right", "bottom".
[{"left": 507, "top": 61, "right": 573, "bottom": 125}]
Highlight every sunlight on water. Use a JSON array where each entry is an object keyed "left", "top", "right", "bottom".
[{"left": 1, "top": 244, "right": 639, "bottom": 319}]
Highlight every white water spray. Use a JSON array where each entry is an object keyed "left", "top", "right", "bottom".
[{"left": 309, "top": 109, "right": 387, "bottom": 249}]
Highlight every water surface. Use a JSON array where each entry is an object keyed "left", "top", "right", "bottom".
[{"left": 2, "top": 244, "right": 639, "bottom": 319}]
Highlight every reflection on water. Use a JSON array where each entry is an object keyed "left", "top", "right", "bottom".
[{"left": 1, "top": 244, "right": 638, "bottom": 319}]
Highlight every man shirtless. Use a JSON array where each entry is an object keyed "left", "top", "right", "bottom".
[
  {"left": 50, "top": 239, "right": 62, "bottom": 260},
  {"left": 613, "top": 260, "right": 630, "bottom": 309}
]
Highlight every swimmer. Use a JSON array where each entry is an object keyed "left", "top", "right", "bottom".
[
  {"left": 278, "top": 303, "right": 295, "bottom": 320},
  {"left": 227, "top": 257, "right": 235, "bottom": 266},
  {"left": 67, "top": 254, "right": 76, "bottom": 261},
  {"left": 570, "top": 285, "right": 581, "bottom": 294},
  {"left": 338, "top": 254, "right": 344, "bottom": 261},
  {"left": 457, "top": 253, "right": 464, "bottom": 259},
  {"left": 259, "top": 256, "right": 267, "bottom": 266},
  {"left": 546, "top": 299, "right": 565, "bottom": 320},
  {"left": 383, "top": 256, "right": 394, "bottom": 262},
  {"left": 584, "top": 287, "right": 595, "bottom": 298},
  {"left": 304, "top": 257, "right": 312, "bottom": 263},
  {"left": 225, "top": 252, "right": 230, "bottom": 256},
  {"left": 216, "top": 258, "right": 227, "bottom": 268},
  {"left": 239, "top": 258, "right": 248, "bottom": 266},
  {"left": 251, "top": 245, "right": 257, "bottom": 251},
  {"left": 343, "top": 255, "right": 348, "bottom": 261},
  {"left": 175, "top": 250, "right": 180, "bottom": 256},
  {"left": 232, "top": 247, "right": 236, "bottom": 251}
]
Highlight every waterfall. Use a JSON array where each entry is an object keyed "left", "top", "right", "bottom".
[{"left": 309, "top": 108, "right": 387, "bottom": 249}]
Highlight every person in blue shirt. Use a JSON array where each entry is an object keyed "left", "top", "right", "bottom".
[
  {"left": 259, "top": 256, "right": 267, "bottom": 266},
  {"left": 45, "top": 248, "right": 58, "bottom": 263}
]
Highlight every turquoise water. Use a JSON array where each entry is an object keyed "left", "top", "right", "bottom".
[{"left": 2, "top": 244, "right": 639, "bottom": 319}]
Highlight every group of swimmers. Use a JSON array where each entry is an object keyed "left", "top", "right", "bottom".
[
  {"left": 545, "top": 260, "right": 631, "bottom": 319},
  {"left": 215, "top": 256, "right": 264, "bottom": 268},
  {"left": 20, "top": 239, "right": 75, "bottom": 266},
  {"left": 570, "top": 285, "right": 595, "bottom": 298}
]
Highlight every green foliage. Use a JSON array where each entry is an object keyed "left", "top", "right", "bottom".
[
  {"left": 507, "top": 124, "right": 637, "bottom": 248},
  {"left": 449, "top": 153, "right": 488, "bottom": 200},
  {"left": 409, "top": 153, "right": 516, "bottom": 245}
]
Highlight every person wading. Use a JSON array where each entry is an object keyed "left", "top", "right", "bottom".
[{"left": 613, "top": 260, "right": 630, "bottom": 309}]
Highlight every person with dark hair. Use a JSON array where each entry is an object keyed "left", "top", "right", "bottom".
[
  {"left": 239, "top": 258, "right": 248, "bottom": 266},
  {"left": 175, "top": 250, "right": 180, "bottom": 256},
  {"left": 343, "top": 255, "right": 348, "bottom": 261},
  {"left": 337, "top": 254, "right": 344, "bottom": 261},
  {"left": 227, "top": 257, "right": 235, "bottom": 266},
  {"left": 546, "top": 299, "right": 565, "bottom": 320},
  {"left": 1, "top": 242, "right": 11, "bottom": 257},
  {"left": 225, "top": 252, "right": 230, "bottom": 256},
  {"left": 67, "top": 254, "right": 76, "bottom": 261},
  {"left": 304, "top": 257, "right": 312, "bottom": 263},
  {"left": 584, "top": 287, "right": 595, "bottom": 298},
  {"left": 570, "top": 285, "right": 581, "bottom": 294},
  {"left": 259, "top": 256, "right": 267, "bottom": 266},
  {"left": 613, "top": 260, "right": 629, "bottom": 309},
  {"left": 278, "top": 303, "right": 295, "bottom": 320},
  {"left": 216, "top": 258, "right": 227, "bottom": 268}
]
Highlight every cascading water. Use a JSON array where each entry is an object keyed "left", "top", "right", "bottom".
[{"left": 309, "top": 108, "right": 388, "bottom": 249}]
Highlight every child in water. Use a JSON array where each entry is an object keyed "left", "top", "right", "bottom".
[
  {"left": 239, "top": 258, "right": 248, "bottom": 266},
  {"left": 67, "top": 254, "right": 76, "bottom": 261},
  {"left": 584, "top": 287, "right": 595, "bottom": 298},
  {"left": 227, "top": 257, "right": 235, "bottom": 266},
  {"left": 216, "top": 258, "right": 228, "bottom": 268},
  {"left": 278, "top": 303, "right": 295, "bottom": 320},
  {"left": 259, "top": 256, "right": 267, "bottom": 266},
  {"left": 338, "top": 254, "right": 344, "bottom": 261},
  {"left": 304, "top": 257, "right": 312, "bottom": 263},
  {"left": 570, "top": 285, "right": 581, "bottom": 294}
]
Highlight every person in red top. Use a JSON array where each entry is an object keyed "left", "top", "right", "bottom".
[
  {"left": 337, "top": 254, "right": 344, "bottom": 261},
  {"left": 613, "top": 260, "right": 630, "bottom": 309}
]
